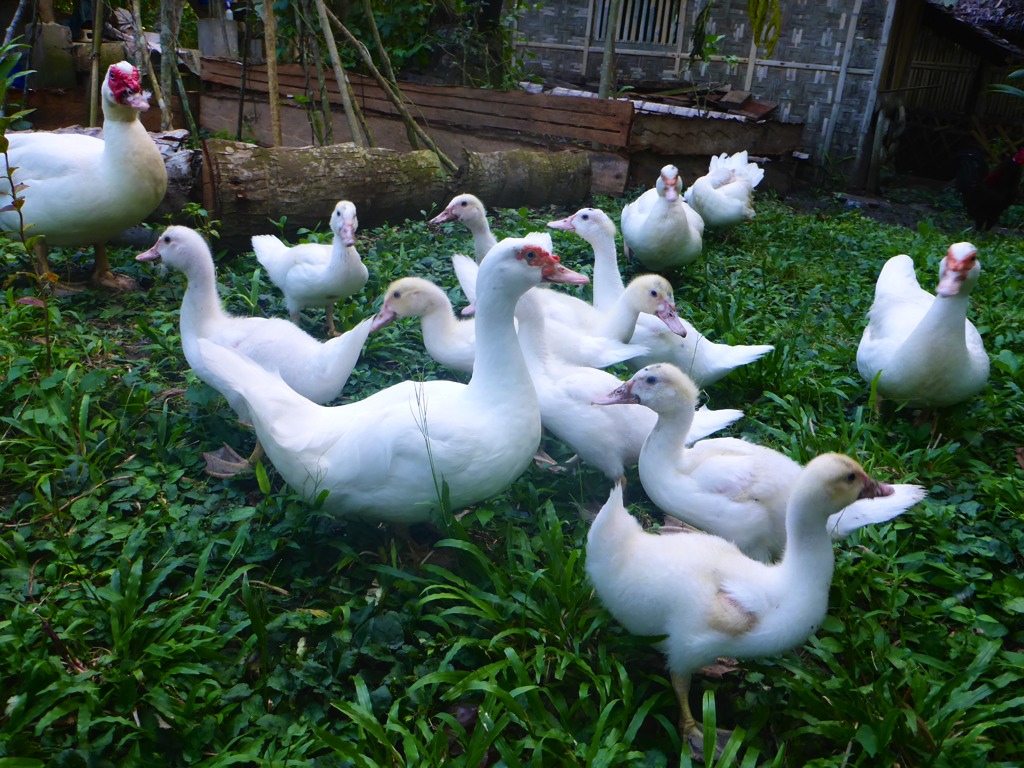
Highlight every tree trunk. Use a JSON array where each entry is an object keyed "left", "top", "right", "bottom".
[
  {"left": 201, "top": 140, "right": 591, "bottom": 251},
  {"left": 457, "top": 148, "right": 590, "bottom": 208}
]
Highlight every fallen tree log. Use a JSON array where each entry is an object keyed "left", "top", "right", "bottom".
[{"left": 202, "top": 139, "right": 591, "bottom": 250}]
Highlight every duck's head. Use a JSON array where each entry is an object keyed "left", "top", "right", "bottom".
[
  {"left": 626, "top": 275, "right": 686, "bottom": 336},
  {"left": 104, "top": 61, "right": 151, "bottom": 112},
  {"left": 480, "top": 237, "right": 588, "bottom": 294},
  {"left": 935, "top": 242, "right": 980, "bottom": 298},
  {"left": 593, "top": 363, "right": 697, "bottom": 411},
  {"left": 136, "top": 226, "right": 210, "bottom": 274},
  {"left": 370, "top": 277, "right": 444, "bottom": 331},
  {"left": 331, "top": 200, "right": 358, "bottom": 247},
  {"left": 547, "top": 207, "right": 616, "bottom": 242},
  {"left": 429, "top": 193, "right": 487, "bottom": 227},
  {"left": 794, "top": 454, "right": 894, "bottom": 521},
  {"left": 657, "top": 165, "right": 681, "bottom": 202}
]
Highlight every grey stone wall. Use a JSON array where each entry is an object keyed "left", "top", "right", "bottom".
[{"left": 514, "top": 0, "right": 889, "bottom": 173}]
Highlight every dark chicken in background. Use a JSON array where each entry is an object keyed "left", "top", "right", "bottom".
[{"left": 955, "top": 144, "right": 1024, "bottom": 231}]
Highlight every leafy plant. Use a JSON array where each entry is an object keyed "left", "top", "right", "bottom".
[{"left": 1, "top": 184, "right": 1023, "bottom": 766}]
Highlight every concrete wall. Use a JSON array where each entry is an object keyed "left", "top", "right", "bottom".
[{"left": 514, "top": 0, "right": 892, "bottom": 176}]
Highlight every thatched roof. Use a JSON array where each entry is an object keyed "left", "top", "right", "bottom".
[{"left": 928, "top": 0, "right": 1024, "bottom": 55}]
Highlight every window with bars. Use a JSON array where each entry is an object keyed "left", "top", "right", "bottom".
[{"left": 594, "top": 0, "right": 681, "bottom": 46}]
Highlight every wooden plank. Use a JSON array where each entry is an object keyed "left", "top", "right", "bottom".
[{"left": 201, "top": 57, "right": 634, "bottom": 148}]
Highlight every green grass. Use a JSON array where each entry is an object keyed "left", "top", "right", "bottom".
[{"left": 1, "top": 188, "right": 1023, "bottom": 767}]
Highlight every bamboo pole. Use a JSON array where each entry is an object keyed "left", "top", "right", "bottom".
[
  {"left": 597, "top": 0, "right": 621, "bottom": 99},
  {"left": 262, "top": 0, "right": 282, "bottom": 146},
  {"left": 88, "top": 0, "right": 104, "bottom": 127},
  {"left": 323, "top": 6, "right": 456, "bottom": 173},
  {"left": 313, "top": 0, "right": 363, "bottom": 146},
  {"left": 132, "top": 0, "right": 166, "bottom": 115}
]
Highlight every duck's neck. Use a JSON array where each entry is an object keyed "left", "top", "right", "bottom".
[
  {"left": 587, "top": 492, "right": 641, "bottom": 575},
  {"left": 776, "top": 498, "right": 836, "bottom": 597},
  {"left": 597, "top": 292, "right": 642, "bottom": 343},
  {"left": 590, "top": 234, "right": 625, "bottom": 311},
  {"left": 897, "top": 293, "right": 971, "bottom": 366},
  {"left": 418, "top": 294, "right": 464, "bottom": 348},
  {"left": 179, "top": 257, "right": 229, "bottom": 340},
  {"left": 468, "top": 222, "right": 497, "bottom": 263},
  {"left": 641, "top": 405, "right": 695, "bottom": 468},
  {"left": 467, "top": 276, "right": 535, "bottom": 402}
]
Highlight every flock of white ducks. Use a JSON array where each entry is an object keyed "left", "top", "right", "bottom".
[
  {"left": 6, "top": 79, "right": 980, "bottom": 754},
  {"left": 136, "top": 181, "right": 959, "bottom": 754}
]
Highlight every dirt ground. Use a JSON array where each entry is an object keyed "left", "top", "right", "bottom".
[{"left": 782, "top": 174, "right": 1024, "bottom": 237}]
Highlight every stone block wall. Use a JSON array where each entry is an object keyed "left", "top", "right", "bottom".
[{"left": 514, "top": 0, "right": 890, "bottom": 174}]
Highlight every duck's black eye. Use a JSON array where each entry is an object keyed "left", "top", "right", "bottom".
[
  {"left": 163, "top": 235, "right": 171, "bottom": 243},
  {"left": 846, "top": 472, "right": 856, "bottom": 483},
  {"left": 460, "top": 200, "right": 468, "bottom": 207},
  {"left": 645, "top": 375, "right": 656, "bottom": 385},
  {"left": 580, "top": 213, "right": 590, "bottom": 221},
  {"left": 393, "top": 291, "right": 402, "bottom": 299},
  {"left": 649, "top": 289, "right": 658, "bottom": 297}
]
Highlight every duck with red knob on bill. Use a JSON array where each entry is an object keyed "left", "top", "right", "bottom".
[
  {"left": 1, "top": 61, "right": 167, "bottom": 292},
  {"left": 195, "top": 237, "right": 589, "bottom": 524}
]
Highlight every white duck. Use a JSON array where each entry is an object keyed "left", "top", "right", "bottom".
[
  {"left": 856, "top": 243, "right": 989, "bottom": 408},
  {"left": 251, "top": 200, "right": 368, "bottom": 336},
  {"left": 429, "top": 193, "right": 497, "bottom": 264},
  {"left": 193, "top": 238, "right": 589, "bottom": 523},
  {"left": 620, "top": 165, "right": 705, "bottom": 270},
  {"left": 136, "top": 226, "right": 373, "bottom": 476},
  {"left": 683, "top": 151, "right": 764, "bottom": 230},
  {"left": 595, "top": 364, "right": 926, "bottom": 562},
  {"left": 454, "top": 231, "right": 652, "bottom": 369},
  {"left": 586, "top": 454, "right": 908, "bottom": 754},
  {"left": 370, "top": 276, "right": 476, "bottom": 374},
  {"left": 515, "top": 291, "right": 743, "bottom": 482},
  {"left": 1, "top": 61, "right": 167, "bottom": 291},
  {"left": 549, "top": 207, "right": 774, "bottom": 388}
]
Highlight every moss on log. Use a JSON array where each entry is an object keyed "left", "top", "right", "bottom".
[{"left": 202, "top": 140, "right": 591, "bottom": 250}]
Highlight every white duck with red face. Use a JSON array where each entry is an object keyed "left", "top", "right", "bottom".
[
  {"left": 620, "top": 164, "right": 705, "bottom": 270},
  {"left": 857, "top": 242, "right": 989, "bottom": 407},
  {"left": 1, "top": 61, "right": 168, "bottom": 289},
  {"left": 195, "top": 237, "right": 590, "bottom": 524}
]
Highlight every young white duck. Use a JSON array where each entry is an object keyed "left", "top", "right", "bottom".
[
  {"left": 586, "top": 454, "right": 910, "bottom": 755},
  {"left": 515, "top": 291, "right": 743, "bottom": 482},
  {"left": 136, "top": 226, "right": 373, "bottom": 476},
  {"left": 620, "top": 165, "right": 705, "bottom": 270},
  {"left": 856, "top": 243, "right": 989, "bottom": 408},
  {"left": 549, "top": 207, "right": 774, "bottom": 387},
  {"left": 194, "top": 238, "right": 589, "bottom": 523},
  {"left": 370, "top": 276, "right": 476, "bottom": 374},
  {"left": 1, "top": 62, "right": 167, "bottom": 291},
  {"left": 683, "top": 151, "right": 764, "bottom": 230},
  {"left": 251, "top": 200, "right": 368, "bottom": 336},
  {"left": 595, "top": 364, "right": 926, "bottom": 562},
  {"left": 429, "top": 193, "right": 498, "bottom": 264}
]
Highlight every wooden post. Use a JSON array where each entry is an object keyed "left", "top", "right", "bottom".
[
  {"left": 313, "top": 0, "right": 363, "bottom": 146},
  {"left": 597, "top": 0, "right": 621, "bottom": 99},
  {"left": 88, "top": 0, "right": 105, "bottom": 127},
  {"left": 262, "top": 0, "right": 283, "bottom": 146}
]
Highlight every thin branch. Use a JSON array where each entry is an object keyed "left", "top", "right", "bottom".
[
  {"left": 313, "top": 0, "right": 363, "bottom": 147},
  {"left": 323, "top": 5, "right": 456, "bottom": 173}
]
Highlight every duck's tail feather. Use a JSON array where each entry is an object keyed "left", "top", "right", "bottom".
[{"left": 827, "top": 483, "right": 927, "bottom": 538}]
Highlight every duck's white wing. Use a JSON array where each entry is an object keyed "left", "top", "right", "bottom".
[{"left": 826, "top": 483, "right": 927, "bottom": 539}]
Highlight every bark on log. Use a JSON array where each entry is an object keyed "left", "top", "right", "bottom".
[
  {"left": 202, "top": 140, "right": 591, "bottom": 250},
  {"left": 456, "top": 148, "right": 591, "bottom": 209}
]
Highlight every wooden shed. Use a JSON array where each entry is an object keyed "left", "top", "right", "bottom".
[{"left": 513, "top": 0, "right": 1024, "bottom": 186}]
